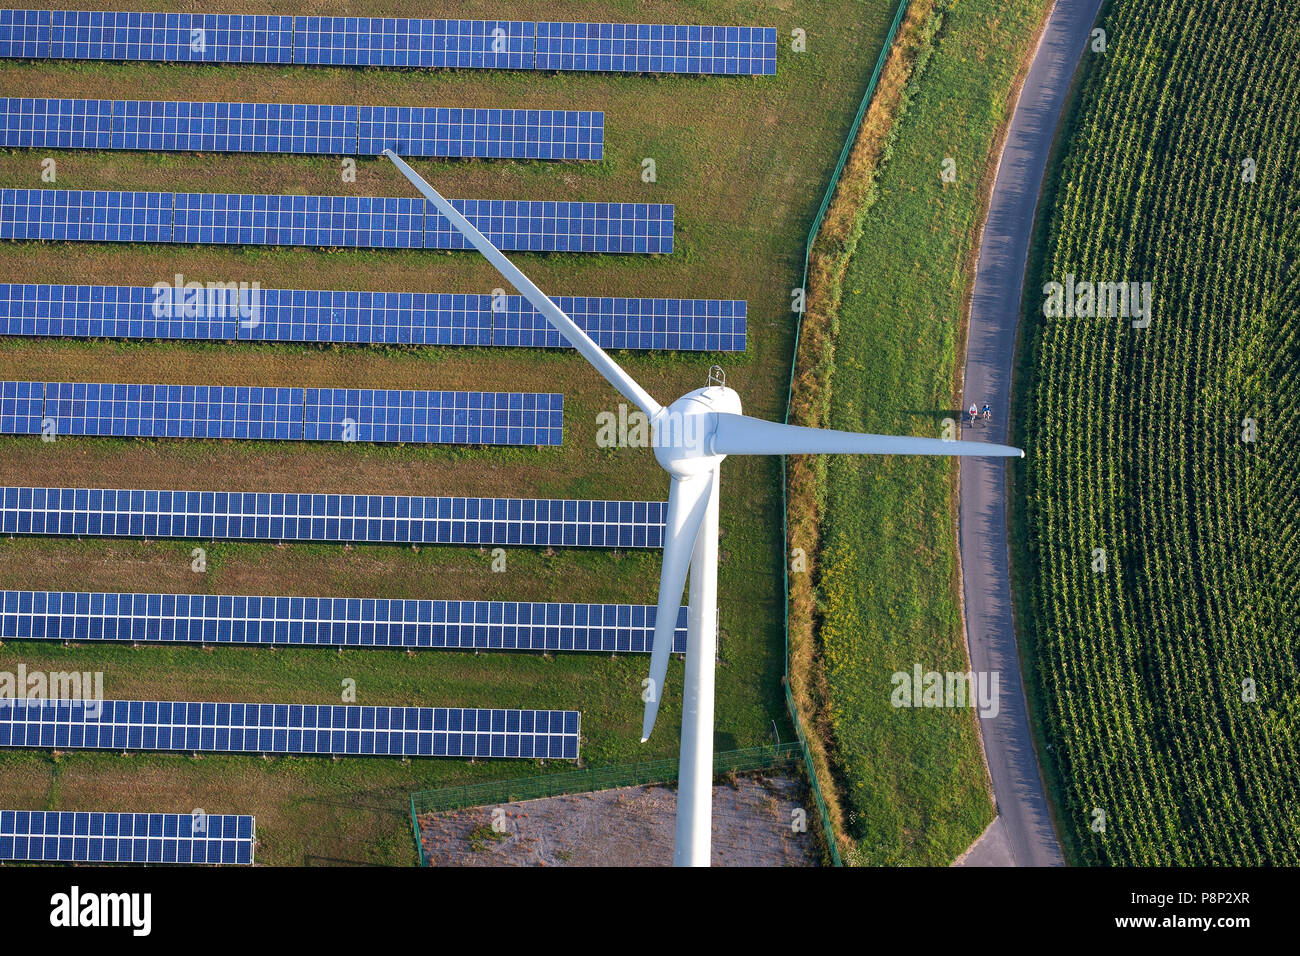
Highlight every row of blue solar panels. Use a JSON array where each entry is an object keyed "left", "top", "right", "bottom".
[
  {"left": 0, "top": 11, "right": 777, "bottom": 74},
  {"left": 302, "top": 388, "right": 562, "bottom": 446},
  {"left": 0, "top": 190, "right": 673, "bottom": 253},
  {"left": 0, "top": 487, "right": 668, "bottom": 547},
  {"left": 0, "top": 382, "right": 559, "bottom": 445},
  {"left": 2, "top": 590, "right": 690, "bottom": 653},
  {"left": 535, "top": 23, "right": 778, "bottom": 75},
  {"left": 0, "top": 98, "right": 604, "bottom": 160},
  {"left": 0, "top": 810, "right": 254, "bottom": 864},
  {"left": 0, "top": 699, "right": 581, "bottom": 759},
  {"left": 0, "top": 284, "right": 746, "bottom": 351}
]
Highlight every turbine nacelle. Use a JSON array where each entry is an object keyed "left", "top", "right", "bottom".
[{"left": 652, "top": 386, "right": 742, "bottom": 477}]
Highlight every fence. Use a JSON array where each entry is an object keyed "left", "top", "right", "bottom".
[
  {"left": 410, "top": 743, "right": 801, "bottom": 865},
  {"left": 779, "top": 0, "right": 911, "bottom": 868}
]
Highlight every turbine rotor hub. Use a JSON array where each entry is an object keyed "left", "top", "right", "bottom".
[{"left": 652, "top": 386, "right": 741, "bottom": 477}]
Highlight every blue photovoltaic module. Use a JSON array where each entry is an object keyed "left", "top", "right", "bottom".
[
  {"left": 0, "top": 486, "right": 668, "bottom": 548},
  {"left": 0, "top": 698, "right": 582, "bottom": 759},
  {"left": 1, "top": 589, "right": 690, "bottom": 654},
  {"left": 0, "top": 810, "right": 255, "bottom": 864}
]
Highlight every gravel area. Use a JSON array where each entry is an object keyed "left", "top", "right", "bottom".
[{"left": 419, "top": 771, "right": 821, "bottom": 867}]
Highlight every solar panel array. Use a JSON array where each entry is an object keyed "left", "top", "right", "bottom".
[
  {"left": 0, "top": 699, "right": 581, "bottom": 759},
  {"left": 0, "top": 98, "right": 604, "bottom": 160},
  {"left": 2, "top": 590, "right": 689, "bottom": 654},
  {"left": 0, "top": 487, "right": 668, "bottom": 548},
  {"left": 0, "top": 810, "right": 255, "bottom": 864},
  {"left": 0, "top": 11, "right": 778, "bottom": 74},
  {"left": 0, "top": 381, "right": 560, "bottom": 446},
  {"left": 0, "top": 284, "right": 746, "bottom": 351},
  {"left": 0, "top": 190, "right": 673, "bottom": 253}
]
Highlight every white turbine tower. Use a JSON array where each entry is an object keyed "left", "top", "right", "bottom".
[{"left": 385, "top": 151, "right": 1024, "bottom": 867}]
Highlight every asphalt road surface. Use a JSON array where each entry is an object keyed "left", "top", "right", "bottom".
[{"left": 957, "top": 0, "right": 1105, "bottom": 867}]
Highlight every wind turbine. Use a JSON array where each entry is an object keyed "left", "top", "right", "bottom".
[{"left": 384, "top": 150, "right": 1024, "bottom": 866}]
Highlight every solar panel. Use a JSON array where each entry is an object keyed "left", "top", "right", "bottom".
[
  {"left": 0, "top": 9, "right": 50, "bottom": 59},
  {"left": 111, "top": 99, "right": 356, "bottom": 154},
  {"left": 0, "top": 810, "right": 255, "bottom": 864},
  {"left": 357, "top": 106, "right": 602, "bottom": 160},
  {"left": 0, "top": 380, "right": 43, "bottom": 435},
  {"left": 0, "top": 97, "right": 114, "bottom": 149},
  {"left": 48, "top": 11, "right": 294, "bottom": 63},
  {"left": 302, "top": 388, "right": 561, "bottom": 445},
  {"left": 8, "top": 381, "right": 557, "bottom": 446},
  {"left": 0, "top": 189, "right": 171, "bottom": 242},
  {"left": 40, "top": 382, "right": 304, "bottom": 441},
  {"left": 0, "top": 698, "right": 581, "bottom": 759},
  {"left": 534, "top": 22, "right": 778, "bottom": 74},
  {"left": 0, "top": 283, "right": 238, "bottom": 340},
  {"left": 0, "top": 283, "right": 745, "bottom": 351},
  {"left": 2, "top": 589, "right": 690, "bottom": 654},
  {"left": 171, "top": 193, "right": 426, "bottom": 248},
  {"left": 293, "top": 17, "right": 533, "bottom": 69},
  {"left": 0, "top": 190, "right": 672, "bottom": 253},
  {"left": 430, "top": 18, "right": 534, "bottom": 70},
  {"left": 512, "top": 295, "right": 746, "bottom": 351},
  {"left": 0, "top": 487, "right": 668, "bottom": 548}
]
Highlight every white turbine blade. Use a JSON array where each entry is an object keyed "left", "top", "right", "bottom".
[
  {"left": 642, "top": 469, "right": 715, "bottom": 743},
  {"left": 711, "top": 413, "right": 1025, "bottom": 458},
  {"left": 383, "top": 150, "right": 662, "bottom": 419}
]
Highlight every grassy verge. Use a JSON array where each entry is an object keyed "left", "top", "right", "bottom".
[
  {"left": 0, "top": 0, "right": 898, "bottom": 864},
  {"left": 788, "top": 0, "right": 1049, "bottom": 865}
]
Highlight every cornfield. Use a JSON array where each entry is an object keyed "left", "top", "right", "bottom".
[{"left": 1019, "top": 0, "right": 1299, "bottom": 864}]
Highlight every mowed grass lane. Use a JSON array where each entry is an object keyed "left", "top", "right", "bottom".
[{"left": 0, "top": 0, "right": 896, "bottom": 864}]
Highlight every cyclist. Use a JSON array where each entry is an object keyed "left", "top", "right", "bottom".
[
  {"left": 968, "top": 403, "right": 978, "bottom": 427},
  {"left": 981, "top": 402, "right": 992, "bottom": 423}
]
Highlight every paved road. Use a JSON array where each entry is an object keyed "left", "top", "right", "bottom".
[{"left": 957, "top": 0, "right": 1104, "bottom": 867}]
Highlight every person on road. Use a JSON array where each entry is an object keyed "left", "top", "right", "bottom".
[
  {"left": 968, "top": 403, "right": 978, "bottom": 427},
  {"left": 981, "top": 402, "right": 991, "bottom": 423}
]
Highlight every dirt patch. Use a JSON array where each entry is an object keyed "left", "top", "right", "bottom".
[{"left": 418, "top": 771, "right": 819, "bottom": 866}]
